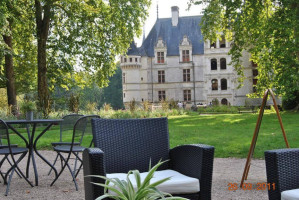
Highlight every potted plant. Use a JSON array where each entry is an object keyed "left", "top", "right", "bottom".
[
  {"left": 20, "top": 100, "right": 37, "bottom": 120},
  {"left": 92, "top": 160, "right": 187, "bottom": 200}
]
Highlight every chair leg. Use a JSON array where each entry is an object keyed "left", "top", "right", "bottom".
[
  {"left": 48, "top": 153, "right": 59, "bottom": 175},
  {"left": 5, "top": 167, "right": 15, "bottom": 196},
  {"left": 51, "top": 152, "right": 79, "bottom": 191},
  {"left": 5, "top": 153, "right": 34, "bottom": 188},
  {"left": 72, "top": 152, "right": 83, "bottom": 178}
]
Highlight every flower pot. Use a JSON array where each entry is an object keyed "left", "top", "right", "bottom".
[{"left": 26, "top": 111, "right": 34, "bottom": 121}]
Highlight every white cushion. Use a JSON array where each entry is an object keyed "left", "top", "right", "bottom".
[
  {"left": 281, "top": 189, "right": 299, "bottom": 200},
  {"left": 107, "top": 169, "right": 200, "bottom": 195}
]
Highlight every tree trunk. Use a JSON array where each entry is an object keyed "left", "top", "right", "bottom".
[
  {"left": 3, "top": 28, "right": 17, "bottom": 115},
  {"left": 35, "top": 0, "right": 51, "bottom": 117}
]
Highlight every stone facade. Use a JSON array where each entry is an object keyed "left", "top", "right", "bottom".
[{"left": 120, "top": 6, "right": 260, "bottom": 108}]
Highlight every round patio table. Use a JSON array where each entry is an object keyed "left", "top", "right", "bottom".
[{"left": 5, "top": 119, "right": 63, "bottom": 186}]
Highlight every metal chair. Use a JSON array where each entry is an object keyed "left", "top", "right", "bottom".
[
  {"left": 50, "top": 115, "right": 100, "bottom": 190},
  {"left": 0, "top": 119, "right": 33, "bottom": 195},
  {"left": 48, "top": 114, "right": 84, "bottom": 175},
  {"left": 83, "top": 118, "right": 215, "bottom": 200}
]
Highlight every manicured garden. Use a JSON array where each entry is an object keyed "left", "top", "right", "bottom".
[{"left": 7, "top": 110, "right": 298, "bottom": 159}]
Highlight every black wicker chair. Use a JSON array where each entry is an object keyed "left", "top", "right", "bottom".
[
  {"left": 83, "top": 118, "right": 214, "bottom": 200},
  {"left": 265, "top": 148, "right": 299, "bottom": 200},
  {"left": 0, "top": 119, "right": 33, "bottom": 195},
  {"left": 48, "top": 114, "right": 84, "bottom": 175},
  {"left": 50, "top": 115, "right": 100, "bottom": 191}
]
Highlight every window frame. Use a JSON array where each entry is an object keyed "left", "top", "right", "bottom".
[
  {"left": 122, "top": 73, "right": 126, "bottom": 83},
  {"left": 182, "top": 50, "right": 190, "bottom": 62},
  {"left": 212, "top": 79, "right": 218, "bottom": 90},
  {"left": 183, "top": 69, "right": 191, "bottom": 82},
  {"left": 220, "top": 58, "right": 226, "bottom": 70},
  {"left": 157, "top": 52, "right": 165, "bottom": 64},
  {"left": 221, "top": 79, "right": 227, "bottom": 90},
  {"left": 183, "top": 90, "right": 191, "bottom": 102},
  {"left": 158, "top": 90, "right": 166, "bottom": 101},
  {"left": 211, "top": 59, "right": 217, "bottom": 70},
  {"left": 158, "top": 70, "right": 165, "bottom": 83}
]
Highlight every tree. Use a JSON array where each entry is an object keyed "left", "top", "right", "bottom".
[
  {"left": 100, "top": 64, "right": 124, "bottom": 109},
  {"left": 190, "top": 0, "right": 299, "bottom": 105},
  {"left": 33, "top": 0, "right": 150, "bottom": 116},
  {"left": 0, "top": 0, "right": 36, "bottom": 114}
]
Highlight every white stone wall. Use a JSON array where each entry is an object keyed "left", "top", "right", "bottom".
[{"left": 121, "top": 40, "right": 256, "bottom": 106}]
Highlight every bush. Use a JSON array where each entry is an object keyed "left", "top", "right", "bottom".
[
  {"left": 282, "top": 92, "right": 299, "bottom": 110},
  {"left": 129, "top": 98, "right": 137, "bottom": 112},
  {"left": 69, "top": 93, "right": 80, "bottom": 113},
  {"left": 198, "top": 105, "right": 238, "bottom": 114}
]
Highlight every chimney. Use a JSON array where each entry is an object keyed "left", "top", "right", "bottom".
[{"left": 171, "top": 6, "right": 179, "bottom": 26}]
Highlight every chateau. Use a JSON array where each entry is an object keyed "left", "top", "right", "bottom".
[{"left": 120, "top": 6, "right": 258, "bottom": 108}]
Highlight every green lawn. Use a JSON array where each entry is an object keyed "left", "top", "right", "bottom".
[
  {"left": 8, "top": 112, "right": 299, "bottom": 158},
  {"left": 168, "top": 112, "right": 299, "bottom": 158}
]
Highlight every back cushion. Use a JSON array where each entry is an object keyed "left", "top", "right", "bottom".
[{"left": 92, "top": 118, "right": 170, "bottom": 173}]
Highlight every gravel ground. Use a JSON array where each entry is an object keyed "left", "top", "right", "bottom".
[{"left": 0, "top": 151, "right": 268, "bottom": 200}]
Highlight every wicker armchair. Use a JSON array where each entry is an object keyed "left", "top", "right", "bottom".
[
  {"left": 83, "top": 118, "right": 214, "bottom": 200},
  {"left": 265, "top": 148, "right": 299, "bottom": 200}
]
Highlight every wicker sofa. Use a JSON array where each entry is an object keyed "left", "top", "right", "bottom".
[
  {"left": 265, "top": 148, "right": 299, "bottom": 200},
  {"left": 83, "top": 118, "right": 214, "bottom": 200}
]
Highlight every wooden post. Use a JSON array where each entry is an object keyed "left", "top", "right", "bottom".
[{"left": 240, "top": 89, "right": 289, "bottom": 187}]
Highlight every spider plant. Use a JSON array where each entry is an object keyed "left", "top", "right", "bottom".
[{"left": 92, "top": 160, "right": 187, "bottom": 200}]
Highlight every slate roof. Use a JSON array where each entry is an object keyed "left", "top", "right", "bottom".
[{"left": 127, "top": 16, "right": 204, "bottom": 57}]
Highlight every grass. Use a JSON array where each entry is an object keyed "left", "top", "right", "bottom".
[
  {"left": 168, "top": 112, "right": 299, "bottom": 158},
  {"left": 7, "top": 111, "right": 299, "bottom": 158}
]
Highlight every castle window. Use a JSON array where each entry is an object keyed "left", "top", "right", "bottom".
[
  {"left": 253, "top": 79, "right": 258, "bottom": 85},
  {"left": 182, "top": 50, "right": 190, "bottom": 62},
  {"left": 253, "top": 69, "right": 258, "bottom": 77},
  {"left": 157, "top": 52, "right": 164, "bottom": 63},
  {"left": 123, "top": 93, "right": 125, "bottom": 98},
  {"left": 220, "top": 36, "right": 226, "bottom": 48},
  {"left": 129, "top": 58, "right": 132, "bottom": 62},
  {"left": 141, "top": 77, "right": 143, "bottom": 81},
  {"left": 183, "top": 69, "right": 191, "bottom": 82},
  {"left": 221, "top": 79, "right": 227, "bottom": 90},
  {"left": 210, "top": 42, "right": 216, "bottom": 48},
  {"left": 135, "top": 58, "right": 138, "bottom": 62},
  {"left": 220, "top": 58, "right": 226, "bottom": 70},
  {"left": 221, "top": 98, "right": 228, "bottom": 105},
  {"left": 184, "top": 90, "right": 191, "bottom": 102},
  {"left": 212, "top": 79, "right": 218, "bottom": 90},
  {"left": 158, "top": 91, "right": 166, "bottom": 101},
  {"left": 122, "top": 73, "right": 126, "bottom": 83},
  {"left": 211, "top": 59, "right": 217, "bottom": 70},
  {"left": 158, "top": 70, "right": 165, "bottom": 83},
  {"left": 124, "top": 58, "right": 127, "bottom": 62}
]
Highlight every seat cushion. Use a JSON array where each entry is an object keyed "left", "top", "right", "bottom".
[
  {"left": 281, "top": 189, "right": 299, "bottom": 200},
  {"left": 107, "top": 169, "right": 200, "bottom": 195}
]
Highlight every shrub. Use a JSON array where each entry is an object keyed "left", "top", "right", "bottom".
[
  {"left": 129, "top": 98, "right": 137, "bottom": 112},
  {"left": 161, "top": 99, "right": 169, "bottom": 111},
  {"left": 69, "top": 93, "right": 80, "bottom": 113},
  {"left": 86, "top": 102, "right": 98, "bottom": 113},
  {"left": 142, "top": 100, "right": 150, "bottom": 112}
]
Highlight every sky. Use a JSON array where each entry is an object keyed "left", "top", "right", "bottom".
[{"left": 135, "top": 0, "right": 205, "bottom": 46}]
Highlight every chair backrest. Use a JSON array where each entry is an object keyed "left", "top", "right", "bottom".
[
  {"left": 0, "top": 119, "right": 8, "bottom": 146},
  {"left": 91, "top": 118, "right": 170, "bottom": 173},
  {"left": 60, "top": 114, "right": 84, "bottom": 142},
  {"left": 73, "top": 115, "right": 100, "bottom": 147}
]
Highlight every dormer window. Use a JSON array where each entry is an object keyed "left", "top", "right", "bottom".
[
  {"left": 129, "top": 58, "right": 132, "bottom": 62},
  {"left": 157, "top": 52, "right": 165, "bottom": 63},
  {"left": 182, "top": 50, "right": 190, "bottom": 62},
  {"left": 135, "top": 58, "right": 138, "bottom": 62},
  {"left": 124, "top": 57, "right": 127, "bottom": 62},
  {"left": 155, "top": 38, "right": 167, "bottom": 64},
  {"left": 179, "top": 35, "right": 192, "bottom": 62}
]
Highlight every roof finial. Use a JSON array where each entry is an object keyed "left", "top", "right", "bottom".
[{"left": 156, "top": 1, "right": 159, "bottom": 19}]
